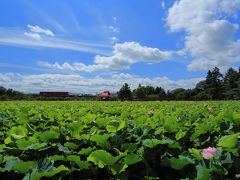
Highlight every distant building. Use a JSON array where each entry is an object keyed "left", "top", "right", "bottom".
[
  {"left": 39, "top": 92, "right": 69, "bottom": 97},
  {"left": 98, "top": 91, "right": 113, "bottom": 100}
]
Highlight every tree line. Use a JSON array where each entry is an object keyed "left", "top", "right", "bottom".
[
  {"left": 118, "top": 67, "right": 240, "bottom": 100},
  {"left": 1, "top": 66, "right": 240, "bottom": 101},
  {"left": 0, "top": 86, "right": 26, "bottom": 100}
]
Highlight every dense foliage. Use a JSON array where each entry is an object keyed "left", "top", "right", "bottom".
[
  {"left": 0, "top": 101, "right": 239, "bottom": 179},
  {"left": 118, "top": 83, "right": 132, "bottom": 100},
  {"left": 0, "top": 87, "right": 25, "bottom": 100},
  {"left": 120, "top": 67, "right": 240, "bottom": 101}
]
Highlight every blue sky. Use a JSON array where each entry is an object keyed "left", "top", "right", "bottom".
[{"left": 0, "top": 0, "right": 240, "bottom": 93}]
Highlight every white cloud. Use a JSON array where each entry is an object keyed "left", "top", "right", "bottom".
[
  {"left": 0, "top": 72, "right": 203, "bottom": 94},
  {"left": 0, "top": 27, "right": 111, "bottom": 55},
  {"left": 0, "top": 73, "right": 14, "bottom": 83},
  {"left": 220, "top": 0, "right": 240, "bottom": 14},
  {"left": 111, "top": 36, "right": 118, "bottom": 44},
  {"left": 24, "top": 25, "right": 55, "bottom": 40},
  {"left": 111, "top": 73, "right": 135, "bottom": 79},
  {"left": 0, "top": 62, "right": 49, "bottom": 72},
  {"left": 39, "top": 41, "right": 172, "bottom": 72},
  {"left": 167, "top": 0, "right": 240, "bottom": 71},
  {"left": 24, "top": 32, "right": 42, "bottom": 40},
  {"left": 27, "top": 25, "right": 55, "bottom": 37}
]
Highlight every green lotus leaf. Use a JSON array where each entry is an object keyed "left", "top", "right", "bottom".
[
  {"left": 38, "top": 130, "right": 60, "bottom": 142},
  {"left": 142, "top": 139, "right": 159, "bottom": 148},
  {"left": 64, "top": 142, "right": 79, "bottom": 150},
  {"left": 123, "top": 153, "right": 142, "bottom": 165},
  {"left": 169, "top": 156, "right": 194, "bottom": 170},
  {"left": 23, "top": 165, "right": 69, "bottom": 180},
  {"left": 90, "top": 133, "right": 111, "bottom": 149},
  {"left": 87, "top": 150, "right": 124, "bottom": 168},
  {"left": 218, "top": 133, "right": 240, "bottom": 153},
  {"left": 106, "top": 120, "right": 125, "bottom": 133},
  {"left": 8, "top": 126, "right": 27, "bottom": 140},
  {"left": 3, "top": 156, "right": 20, "bottom": 172},
  {"left": 66, "top": 155, "right": 90, "bottom": 169},
  {"left": 78, "top": 147, "right": 94, "bottom": 155},
  {"left": 48, "top": 155, "right": 65, "bottom": 161},
  {"left": 12, "top": 161, "right": 38, "bottom": 173}
]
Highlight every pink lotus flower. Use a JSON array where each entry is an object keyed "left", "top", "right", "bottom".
[{"left": 201, "top": 147, "right": 217, "bottom": 159}]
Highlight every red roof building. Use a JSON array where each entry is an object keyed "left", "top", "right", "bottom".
[
  {"left": 98, "top": 91, "right": 113, "bottom": 100},
  {"left": 39, "top": 92, "right": 69, "bottom": 97}
]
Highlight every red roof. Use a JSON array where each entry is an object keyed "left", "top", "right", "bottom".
[
  {"left": 99, "top": 93, "right": 111, "bottom": 97},
  {"left": 98, "top": 91, "right": 112, "bottom": 98}
]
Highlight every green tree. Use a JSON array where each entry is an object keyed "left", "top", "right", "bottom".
[
  {"left": 204, "top": 67, "right": 223, "bottom": 100},
  {"left": 0, "top": 86, "right": 7, "bottom": 95},
  {"left": 170, "top": 88, "right": 188, "bottom": 100},
  {"left": 133, "top": 84, "right": 147, "bottom": 99},
  {"left": 194, "top": 80, "right": 208, "bottom": 100},
  {"left": 155, "top": 87, "right": 166, "bottom": 99},
  {"left": 118, "top": 83, "right": 132, "bottom": 100},
  {"left": 154, "top": 87, "right": 161, "bottom": 94},
  {"left": 145, "top": 86, "right": 155, "bottom": 95},
  {"left": 223, "top": 67, "right": 240, "bottom": 99},
  {"left": 0, "top": 86, "right": 25, "bottom": 100}
]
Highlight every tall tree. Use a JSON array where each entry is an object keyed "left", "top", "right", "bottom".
[
  {"left": 194, "top": 80, "right": 207, "bottom": 100},
  {"left": 118, "top": 83, "right": 132, "bottom": 100},
  {"left": 204, "top": 67, "right": 223, "bottom": 100},
  {"left": 156, "top": 87, "right": 166, "bottom": 98},
  {"left": 145, "top": 86, "right": 155, "bottom": 95},
  {"left": 223, "top": 67, "right": 239, "bottom": 99},
  {"left": 170, "top": 88, "right": 188, "bottom": 100},
  {"left": 0, "top": 86, "right": 6, "bottom": 95},
  {"left": 134, "top": 85, "right": 147, "bottom": 99}
]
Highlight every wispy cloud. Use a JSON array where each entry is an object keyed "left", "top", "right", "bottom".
[
  {"left": 108, "top": 17, "right": 120, "bottom": 42},
  {"left": 24, "top": 32, "right": 41, "bottom": 40},
  {"left": 27, "top": 25, "right": 55, "bottom": 37},
  {"left": 22, "top": 0, "right": 66, "bottom": 33},
  {"left": 0, "top": 27, "right": 111, "bottom": 55},
  {"left": 0, "top": 62, "right": 52, "bottom": 72},
  {"left": 24, "top": 25, "right": 55, "bottom": 40},
  {"left": 108, "top": 25, "right": 120, "bottom": 33}
]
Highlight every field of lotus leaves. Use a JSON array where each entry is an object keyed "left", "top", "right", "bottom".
[{"left": 0, "top": 101, "right": 239, "bottom": 179}]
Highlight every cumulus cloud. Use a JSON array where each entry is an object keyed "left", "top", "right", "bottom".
[
  {"left": 24, "top": 25, "right": 55, "bottom": 40},
  {"left": 39, "top": 42, "right": 172, "bottom": 72},
  {"left": 0, "top": 73, "right": 14, "bottom": 83},
  {"left": 220, "top": 0, "right": 240, "bottom": 14},
  {"left": 0, "top": 73, "right": 203, "bottom": 94},
  {"left": 167, "top": 0, "right": 240, "bottom": 71}
]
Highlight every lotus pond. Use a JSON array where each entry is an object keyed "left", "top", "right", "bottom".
[{"left": 0, "top": 101, "right": 239, "bottom": 179}]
